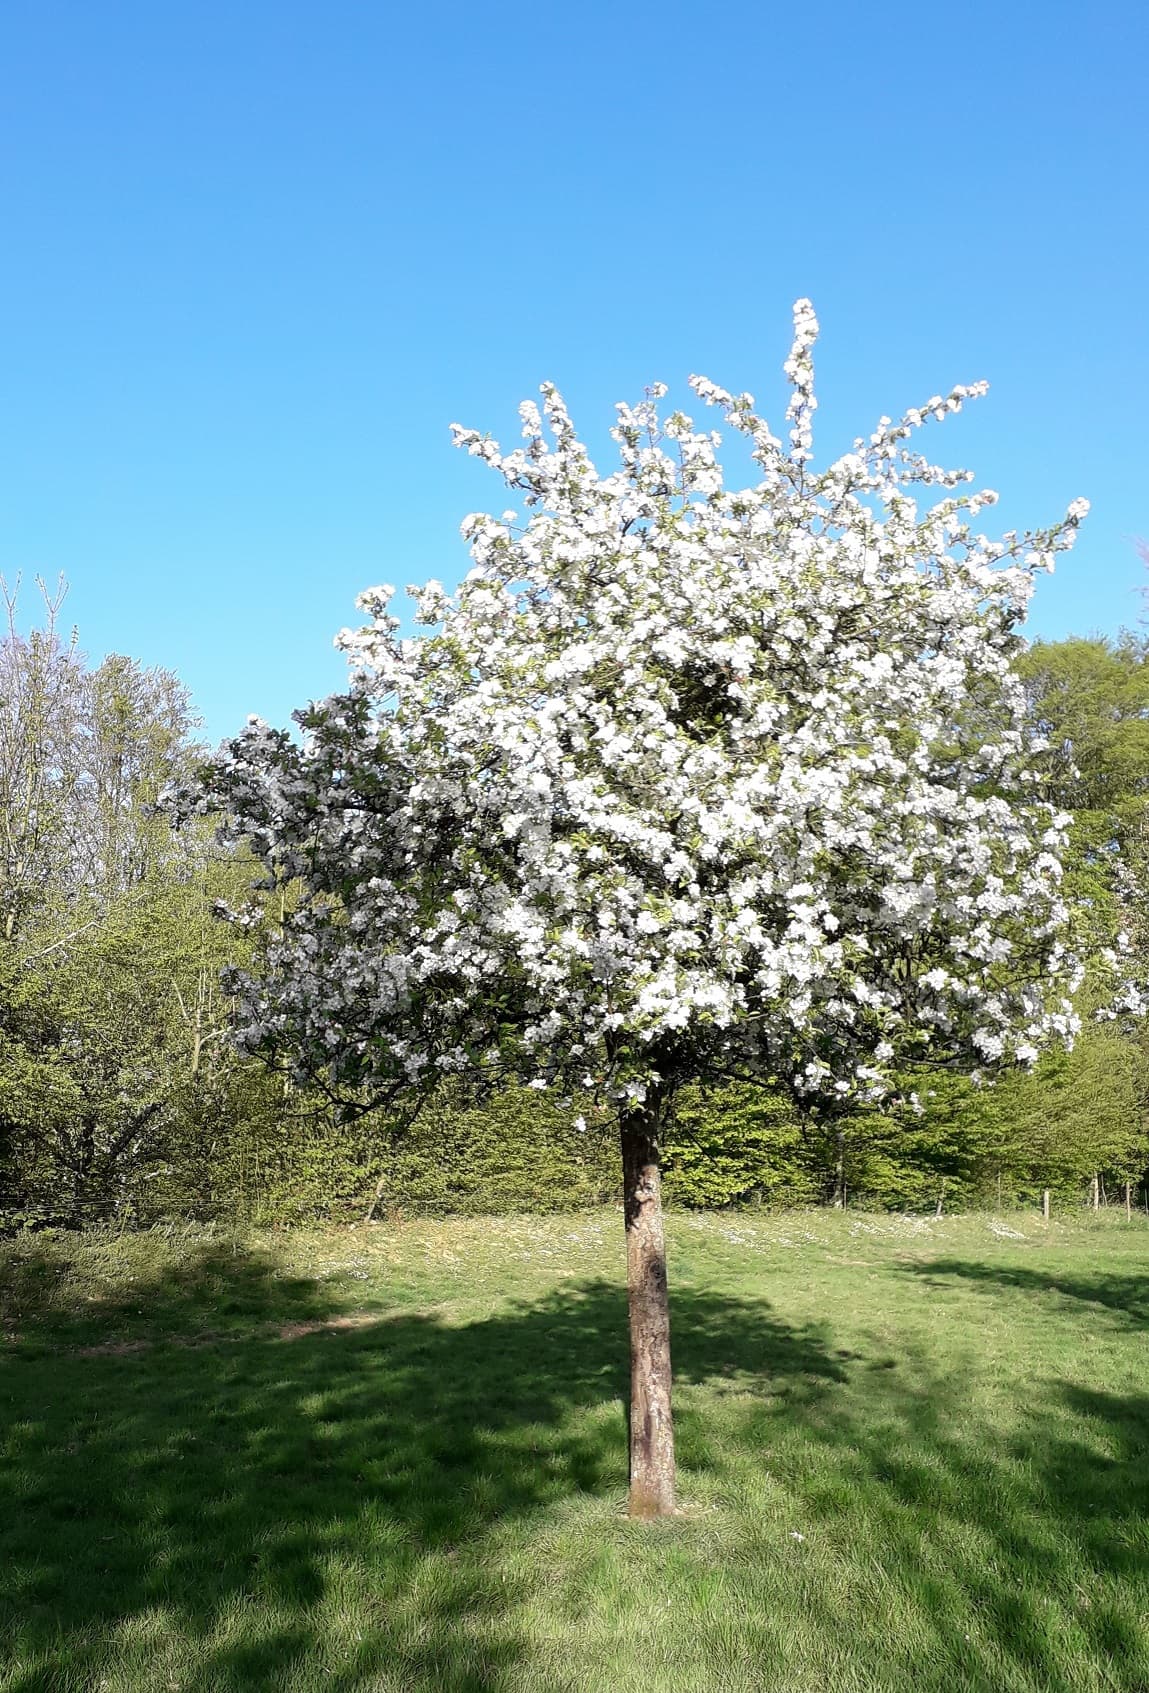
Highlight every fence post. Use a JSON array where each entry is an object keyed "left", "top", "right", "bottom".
[
  {"left": 1126, "top": 1181, "right": 1132, "bottom": 1222},
  {"left": 1042, "top": 1189, "right": 1051, "bottom": 1223},
  {"left": 1090, "top": 1173, "right": 1100, "bottom": 1212}
]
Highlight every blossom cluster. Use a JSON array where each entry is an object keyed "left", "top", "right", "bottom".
[{"left": 201, "top": 302, "right": 1093, "bottom": 1112}]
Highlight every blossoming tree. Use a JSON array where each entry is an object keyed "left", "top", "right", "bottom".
[{"left": 203, "top": 302, "right": 1088, "bottom": 1517}]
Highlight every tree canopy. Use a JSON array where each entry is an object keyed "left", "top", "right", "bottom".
[{"left": 202, "top": 303, "right": 1091, "bottom": 1120}]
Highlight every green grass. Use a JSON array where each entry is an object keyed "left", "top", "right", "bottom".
[{"left": 1, "top": 1208, "right": 1147, "bottom": 1692}]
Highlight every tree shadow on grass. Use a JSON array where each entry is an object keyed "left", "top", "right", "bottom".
[
  {"left": 0, "top": 1233, "right": 338, "bottom": 1350},
  {"left": 895, "top": 1256, "right": 1149, "bottom": 1327},
  {"left": 778, "top": 1343, "right": 1149, "bottom": 1691},
  {"left": 2, "top": 1246, "right": 1147, "bottom": 1692},
  {"left": 832, "top": 1258, "right": 1149, "bottom": 1687},
  {"left": 0, "top": 1249, "right": 843, "bottom": 1693}
]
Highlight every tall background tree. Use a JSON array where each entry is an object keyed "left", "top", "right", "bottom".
[{"left": 0, "top": 582, "right": 252, "bottom": 1223}]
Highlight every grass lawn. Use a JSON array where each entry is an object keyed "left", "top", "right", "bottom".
[{"left": 1, "top": 1208, "right": 1146, "bottom": 1692}]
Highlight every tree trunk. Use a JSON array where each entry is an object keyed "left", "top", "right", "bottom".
[{"left": 620, "top": 1096, "right": 677, "bottom": 1519}]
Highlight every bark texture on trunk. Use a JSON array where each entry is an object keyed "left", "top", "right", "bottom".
[{"left": 620, "top": 1099, "right": 677, "bottom": 1518}]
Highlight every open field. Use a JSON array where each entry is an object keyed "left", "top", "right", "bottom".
[{"left": 1, "top": 1209, "right": 1147, "bottom": 1692}]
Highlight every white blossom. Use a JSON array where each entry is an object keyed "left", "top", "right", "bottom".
[{"left": 197, "top": 301, "right": 1096, "bottom": 1111}]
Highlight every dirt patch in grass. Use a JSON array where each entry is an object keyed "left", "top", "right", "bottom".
[{"left": 70, "top": 1311, "right": 382, "bottom": 1358}]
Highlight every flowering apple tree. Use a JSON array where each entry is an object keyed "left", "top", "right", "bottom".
[{"left": 200, "top": 301, "right": 1089, "bottom": 1516}]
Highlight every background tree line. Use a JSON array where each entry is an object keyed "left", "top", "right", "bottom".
[{"left": 1, "top": 587, "right": 1146, "bottom": 1229}]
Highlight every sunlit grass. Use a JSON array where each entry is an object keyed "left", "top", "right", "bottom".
[{"left": 2, "top": 1208, "right": 1146, "bottom": 1691}]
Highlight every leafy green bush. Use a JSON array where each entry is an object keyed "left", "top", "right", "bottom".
[
  {"left": 663, "top": 1085, "right": 820, "bottom": 1208},
  {"left": 374, "top": 1085, "right": 618, "bottom": 1217}
]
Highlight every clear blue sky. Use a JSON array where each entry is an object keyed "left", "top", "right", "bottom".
[{"left": 2, "top": 0, "right": 1146, "bottom": 743}]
